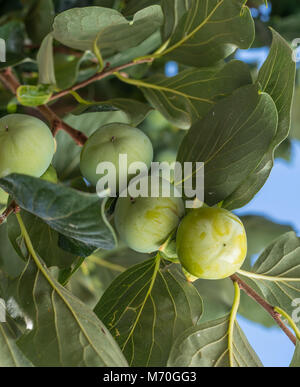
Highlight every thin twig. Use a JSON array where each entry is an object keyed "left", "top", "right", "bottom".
[
  {"left": 0, "top": 201, "right": 20, "bottom": 225},
  {"left": 0, "top": 58, "right": 153, "bottom": 146},
  {"left": 49, "top": 58, "right": 153, "bottom": 101},
  {"left": 231, "top": 274, "right": 297, "bottom": 346},
  {"left": 0, "top": 68, "right": 19, "bottom": 93},
  {"left": 37, "top": 105, "right": 87, "bottom": 145},
  {"left": 0, "top": 68, "right": 88, "bottom": 146}
]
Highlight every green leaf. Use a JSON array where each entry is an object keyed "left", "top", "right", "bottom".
[
  {"left": 24, "top": 0, "right": 55, "bottom": 45},
  {"left": 223, "top": 29, "right": 296, "bottom": 210},
  {"left": 167, "top": 314, "right": 263, "bottom": 367},
  {"left": 94, "top": 257, "right": 203, "bottom": 366},
  {"left": 275, "top": 138, "right": 292, "bottom": 162},
  {"left": 161, "top": 0, "right": 190, "bottom": 40},
  {"left": 0, "top": 224, "right": 25, "bottom": 278},
  {"left": 162, "top": 0, "right": 255, "bottom": 67},
  {"left": 65, "top": 246, "right": 146, "bottom": 308},
  {"left": 238, "top": 232, "right": 300, "bottom": 329},
  {"left": 37, "top": 33, "right": 56, "bottom": 86},
  {"left": 0, "top": 322, "right": 33, "bottom": 367},
  {"left": 7, "top": 211, "right": 77, "bottom": 269},
  {"left": 194, "top": 278, "right": 234, "bottom": 323},
  {"left": 73, "top": 98, "right": 152, "bottom": 127},
  {"left": 54, "top": 51, "right": 96, "bottom": 90},
  {"left": 272, "top": 12, "right": 300, "bottom": 42},
  {"left": 177, "top": 84, "right": 278, "bottom": 206},
  {"left": 107, "top": 30, "right": 162, "bottom": 68},
  {"left": 16, "top": 245, "right": 127, "bottom": 366},
  {"left": 291, "top": 86, "right": 300, "bottom": 141},
  {"left": 52, "top": 6, "right": 163, "bottom": 59},
  {"left": 0, "top": 174, "right": 116, "bottom": 250},
  {"left": 237, "top": 216, "right": 294, "bottom": 327},
  {"left": 141, "top": 60, "right": 252, "bottom": 129},
  {"left": 290, "top": 340, "right": 300, "bottom": 367},
  {"left": 16, "top": 85, "right": 52, "bottom": 107},
  {"left": 258, "top": 28, "right": 295, "bottom": 146},
  {"left": 58, "top": 234, "right": 96, "bottom": 258}
]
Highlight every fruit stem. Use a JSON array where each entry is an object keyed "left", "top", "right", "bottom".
[
  {"left": 274, "top": 307, "right": 300, "bottom": 341},
  {"left": 49, "top": 58, "right": 154, "bottom": 102},
  {"left": 228, "top": 281, "right": 241, "bottom": 367}
]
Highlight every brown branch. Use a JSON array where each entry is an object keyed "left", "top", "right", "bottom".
[
  {"left": 0, "top": 58, "right": 153, "bottom": 146},
  {"left": 231, "top": 274, "right": 297, "bottom": 346},
  {"left": 0, "top": 201, "right": 20, "bottom": 225},
  {"left": 0, "top": 68, "right": 19, "bottom": 94},
  {"left": 37, "top": 105, "right": 87, "bottom": 145},
  {"left": 0, "top": 68, "right": 88, "bottom": 146},
  {"left": 49, "top": 58, "right": 153, "bottom": 102}
]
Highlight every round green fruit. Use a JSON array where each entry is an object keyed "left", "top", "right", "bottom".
[
  {"left": 0, "top": 188, "right": 8, "bottom": 205},
  {"left": 0, "top": 189, "right": 8, "bottom": 216},
  {"left": 114, "top": 178, "right": 185, "bottom": 253},
  {"left": 41, "top": 165, "right": 58, "bottom": 184},
  {"left": 0, "top": 188, "right": 8, "bottom": 214},
  {"left": 80, "top": 123, "right": 153, "bottom": 188},
  {"left": 176, "top": 207, "right": 247, "bottom": 280},
  {"left": 0, "top": 114, "right": 55, "bottom": 178}
]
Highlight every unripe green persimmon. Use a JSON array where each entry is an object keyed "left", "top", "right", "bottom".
[
  {"left": 0, "top": 188, "right": 8, "bottom": 213},
  {"left": 115, "top": 178, "right": 185, "bottom": 253},
  {"left": 0, "top": 188, "right": 8, "bottom": 205},
  {"left": 176, "top": 207, "right": 247, "bottom": 280},
  {"left": 0, "top": 114, "right": 55, "bottom": 178},
  {"left": 80, "top": 123, "right": 153, "bottom": 188},
  {"left": 41, "top": 165, "right": 58, "bottom": 183}
]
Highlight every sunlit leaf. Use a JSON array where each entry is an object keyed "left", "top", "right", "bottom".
[
  {"left": 37, "top": 33, "right": 56, "bottom": 85},
  {"left": 52, "top": 6, "right": 163, "bottom": 60},
  {"left": 16, "top": 85, "right": 52, "bottom": 107},
  {"left": 94, "top": 258, "right": 203, "bottom": 366},
  {"left": 167, "top": 314, "right": 262, "bottom": 367}
]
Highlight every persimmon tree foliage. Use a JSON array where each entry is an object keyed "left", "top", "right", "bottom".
[{"left": 0, "top": 0, "right": 299, "bottom": 367}]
